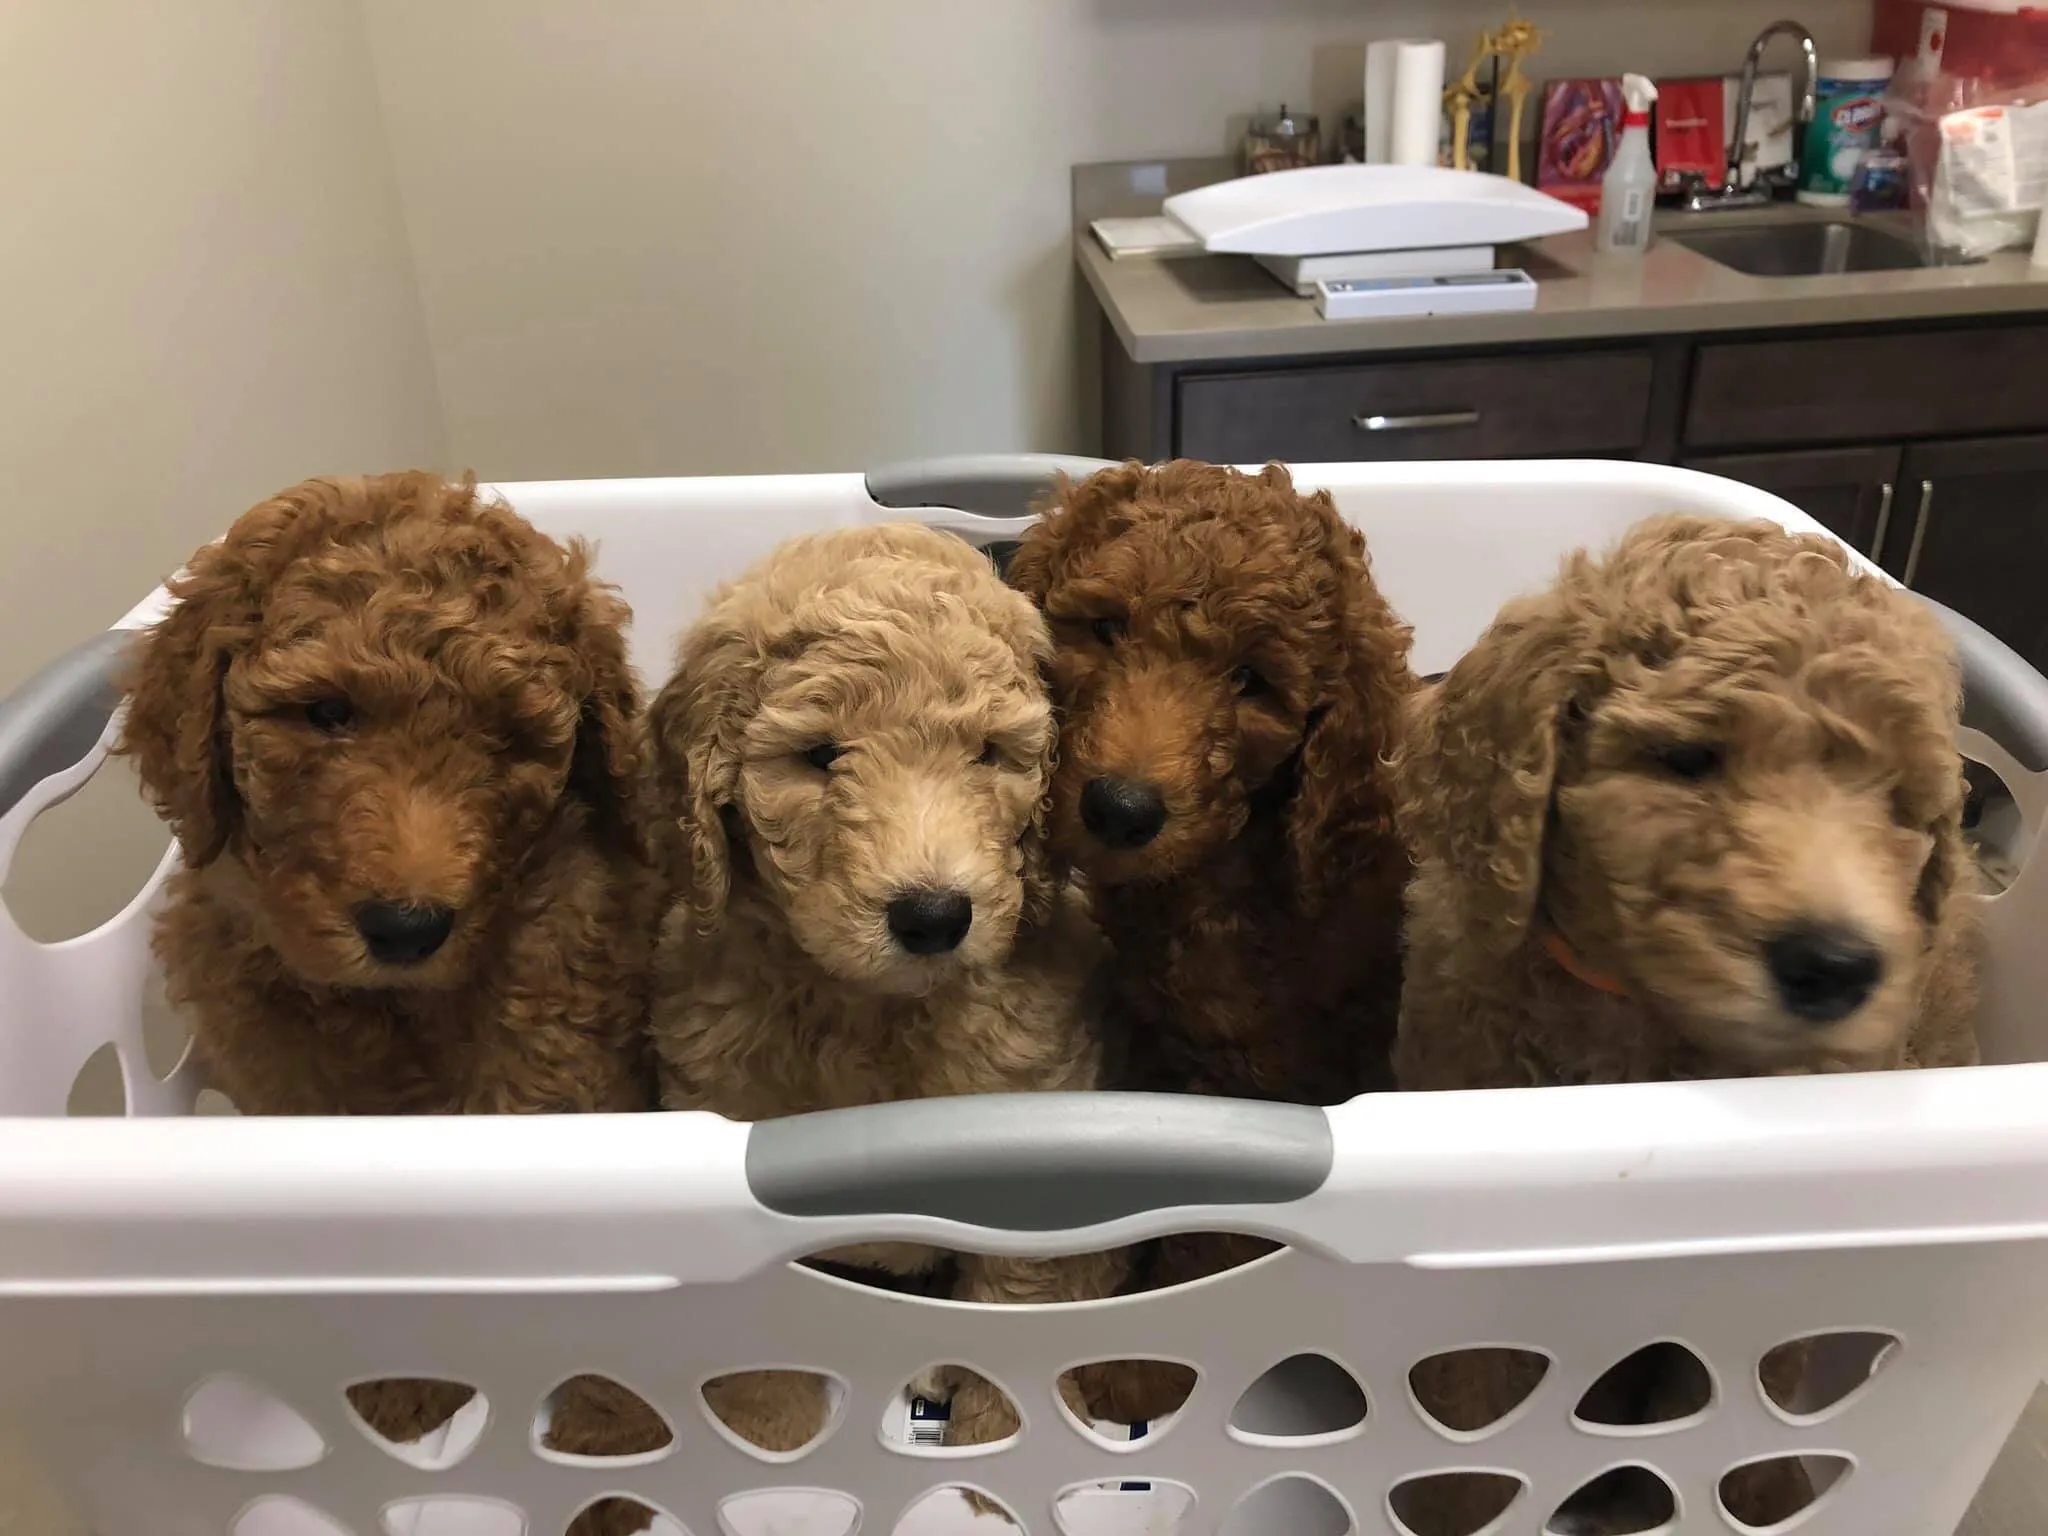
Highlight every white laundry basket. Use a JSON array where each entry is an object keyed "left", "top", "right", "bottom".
[{"left": 4, "top": 457, "right": 2048, "bottom": 1536}]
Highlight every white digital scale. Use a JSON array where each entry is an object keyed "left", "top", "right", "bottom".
[{"left": 1089, "top": 165, "right": 1582, "bottom": 318}]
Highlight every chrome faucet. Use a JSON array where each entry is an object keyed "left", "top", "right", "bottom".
[{"left": 1681, "top": 18, "right": 1819, "bottom": 212}]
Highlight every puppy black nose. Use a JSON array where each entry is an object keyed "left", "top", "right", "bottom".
[
  {"left": 1766, "top": 922, "right": 1884, "bottom": 1024},
  {"left": 1080, "top": 776, "right": 1168, "bottom": 850},
  {"left": 354, "top": 901, "right": 456, "bottom": 965},
  {"left": 886, "top": 888, "right": 974, "bottom": 956}
]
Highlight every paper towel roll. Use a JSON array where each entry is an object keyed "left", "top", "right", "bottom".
[
  {"left": 1365, "top": 39, "right": 1401, "bottom": 163},
  {"left": 1391, "top": 38, "right": 1447, "bottom": 167}
]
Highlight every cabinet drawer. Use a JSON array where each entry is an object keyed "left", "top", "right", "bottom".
[
  {"left": 1687, "top": 324, "right": 2048, "bottom": 449},
  {"left": 1176, "top": 350, "right": 1657, "bottom": 463}
]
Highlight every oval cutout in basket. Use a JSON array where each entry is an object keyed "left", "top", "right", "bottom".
[
  {"left": 343, "top": 1377, "right": 483, "bottom": 1470},
  {"left": 232, "top": 1496, "right": 353, "bottom": 1536},
  {"left": 701, "top": 1369, "right": 839, "bottom": 1458},
  {"left": 1229, "top": 1352, "right": 1367, "bottom": 1443},
  {"left": 569, "top": 1496, "right": 688, "bottom": 1536},
  {"left": 182, "top": 1373, "right": 325, "bottom": 1472},
  {"left": 1056, "top": 1477, "right": 1196, "bottom": 1535},
  {"left": 1573, "top": 1342, "right": 1713, "bottom": 1432},
  {"left": 1547, "top": 1465, "right": 1676, "bottom": 1535},
  {"left": 1058, "top": 1359, "right": 1196, "bottom": 1448},
  {"left": 881, "top": 1366, "right": 1021, "bottom": 1453},
  {"left": 1389, "top": 1471, "right": 1525, "bottom": 1536},
  {"left": 535, "top": 1374, "right": 675, "bottom": 1465},
  {"left": 890, "top": 1486, "right": 1014, "bottom": 1535},
  {"left": 383, "top": 1498, "right": 523, "bottom": 1536},
  {"left": 1761, "top": 1330, "right": 1899, "bottom": 1419},
  {"left": 1221, "top": 1474, "right": 1354, "bottom": 1536},
  {"left": 1409, "top": 1347, "right": 1550, "bottom": 1436},
  {"left": 1719, "top": 1454, "right": 1850, "bottom": 1531}
]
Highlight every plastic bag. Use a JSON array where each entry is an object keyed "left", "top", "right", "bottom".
[{"left": 1885, "top": 61, "right": 2048, "bottom": 261}]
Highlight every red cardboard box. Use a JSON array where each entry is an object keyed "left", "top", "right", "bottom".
[{"left": 1656, "top": 78, "right": 1728, "bottom": 190}]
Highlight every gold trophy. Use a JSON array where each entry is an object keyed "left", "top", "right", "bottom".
[{"left": 1445, "top": 12, "right": 1543, "bottom": 180}]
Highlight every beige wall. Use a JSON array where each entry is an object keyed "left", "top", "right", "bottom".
[
  {"left": 0, "top": 0, "right": 446, "bottom": 696},
  {"left": 359, "top": 0, "right": 1871, "bottom": 482}
]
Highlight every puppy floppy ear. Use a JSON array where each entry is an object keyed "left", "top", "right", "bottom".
[
  {"left": 117, "top": 518, "right": 284, "bottom": 866},
  {"left": 559, "top": 545, "right": 644, "bottom": 860},
  {"left": 644, "top": 628, "right": 751, "bottom": 934},
  {"left": 1287, "top": 490, "right": 1418, "bottom": 914},
  {"left": 1395, "top": 581, "right": 1589, "bottom": 955}
]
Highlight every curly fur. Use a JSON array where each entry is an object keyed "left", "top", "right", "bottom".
[
  {"left": 1009, "top": 460, "right": 1417, "bottom": 1105},
  {"left": 645, "top": 523, "right": 1125, "bottom": 1452},
  {"left": 116, "top": 473, "right": 666, "bottom": 1531},
  {"left": 1007, "top": 460, "right": 1416, "bottom": 1427},
  {"left": 1392, "top": 513, "right": 1981, "bottom": 1536},
  {"left": 1395, "top": 512, "right": 1979, "bottom": 1089}
]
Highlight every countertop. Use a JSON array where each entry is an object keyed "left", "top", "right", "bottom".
[{"left": 1074, "top": 161, "right": 2048, "bottom": 366}]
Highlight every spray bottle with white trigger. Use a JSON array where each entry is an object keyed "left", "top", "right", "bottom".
[{"left": 1597, "top": 73, "right": 1659, "bottom": 255}]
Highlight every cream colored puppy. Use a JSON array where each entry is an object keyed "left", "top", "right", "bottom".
[{"left": 644, "top": 523, "right": 1121, "bottom": 1451}]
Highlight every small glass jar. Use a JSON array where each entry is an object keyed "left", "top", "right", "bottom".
[{"left": 1245, "top": 105, "right": 1321, "bottom": 175}]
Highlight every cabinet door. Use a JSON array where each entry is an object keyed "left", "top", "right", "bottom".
[
  {"left": 1887, "top": 435, "right": 2048, "bottom": 675},
  {"left": 1684, "top": 446, "right": 1903, "bottom": 557}
]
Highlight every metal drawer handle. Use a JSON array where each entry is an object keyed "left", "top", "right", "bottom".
[
  {"left": 1902, "top": 479, "right": 1935, "bottom": 587},
  {"left": 1869, "top": 481, "right": 1895, "bottom": 561},
  {"left": 1354, "top": 409, "right": 1481, "bottom": 433}
]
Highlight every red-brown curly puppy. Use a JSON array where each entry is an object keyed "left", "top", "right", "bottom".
[
  {"left": 646, "top": 522, "right": 1124, "bottom": 1453},
  {"left": 1008, "top": 460, "right": 1416, "bottom": 1425},
  {"left": 1009, "top": 460, "right": 1416, "bottom": 1106},
  {"left": 1393, "top": 513, "right": 1981, "bottom": 1535},
  {"left": 118, "top": 472, "right": 665, "bottom": 1533}
]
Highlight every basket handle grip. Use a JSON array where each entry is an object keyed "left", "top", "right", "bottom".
[
  {"left": 864, "top": 454, "right": 1120, "bottom": 523},
  {"left": 0, "top": 629, "right": 133, "bottom": 823},
  {"left": 745, "top": 1092, "right": 1332, "bottom": 1231},
  {"left": 1924, "top": 597, "right": 2048, "bottom": 775}
]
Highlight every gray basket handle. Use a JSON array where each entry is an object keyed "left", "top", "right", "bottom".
[
  {"left": 865, "top": 454, "right": 1119, "bottom": 521},
  {"left": 1924, "top": 598, "right": 2048, "bottom": 774},
  {"left": 0, "top": 629, "right": 133, "bottom": 821},
  {"left": 746, "top": 1092, "right": 1331, "bottom": 1231}
]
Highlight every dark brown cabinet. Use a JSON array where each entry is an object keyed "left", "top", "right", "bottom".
[
  {"left": 1685, "top": 324, "right": 2048, "bottom": 448},
  {"left": 1683, "top": 446, "right": 1904, "bottom": 558},
  {"left": 1690, "top": 436, "right": 2048, "bottom": 674},
  {"left": 1101, "top": 311, "right": 2048, "bottom": 676},
  {"left": 1883, "top": 436, "right": 2048, "bottom": 674}
]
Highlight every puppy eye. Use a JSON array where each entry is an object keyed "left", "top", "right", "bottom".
[
  {"left": 1230, "top": 665, "right": 1270, "bottom": 698},
  {"left": 304, "top": 698, "right": 355, "bottom": 734},
  {"left": 975, "top": 740, "right": 1000, "bottom": 767},
  {"left": 803, "top": 742, "right": 845, "bottom": 771},
  {"left": 1652, "top": 742, "right": 1722, "bottom": 781},
  {"left": 1091, "top": 615, "right": 1127, "bottom": 645}
]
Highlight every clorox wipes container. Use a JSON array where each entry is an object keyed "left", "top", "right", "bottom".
[{"left": 1800, "top": 56, "right": 1896, "bottom": 206}]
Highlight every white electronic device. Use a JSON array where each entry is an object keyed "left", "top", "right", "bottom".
[
  {"left": 1258, "top": 244, "right": 1495, "bottom": 295},
  {"left": 1162, "top": 163, "right": 1587, "bottom": 257},
  {"left": 1315, "top": 268, "right": 1539, "bottom": 320}
]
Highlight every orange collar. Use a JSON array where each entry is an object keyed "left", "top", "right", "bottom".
[{"left": 1540, "top": 929, "right": 1630, "bottom": 997}]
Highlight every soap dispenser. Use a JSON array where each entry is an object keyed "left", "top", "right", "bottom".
[{"left": 1596, "top": 74, "right": 1659, "bottom": 255}]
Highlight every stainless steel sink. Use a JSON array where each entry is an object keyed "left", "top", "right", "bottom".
[{"left": 1671, "top": 220, "right": 1927, "bottom": 277}]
